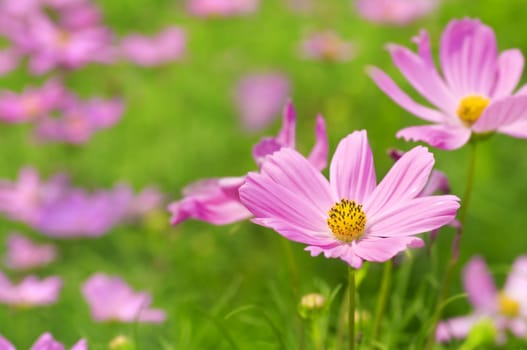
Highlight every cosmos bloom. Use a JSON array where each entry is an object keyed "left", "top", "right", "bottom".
[
  {"left": 4, "top": 233, "right": 57, "bottom": 270},
  {"left": 0, "top": 333, "right": 87, "bottom": 350},
  {"left": 0, "top": 79, "right": 65, "bottom": 123},
  {"left": 0, "top": 273, "right": 62, "bottom": 307},
  {"left": 120, "top": 27, "right": 186, "bottom": 67},
  {"left": 35, "top": 96, "right": 124, "bottom": 144},
  {"left": 169, "top": 101, "right": 328, "bottom": 225},
  {"left": 436, "top": 256, "right": 527, "bottom": 344},
  {"left": 239, "top": 130, "right": 459, "bottom": 268},
  {"left": 355, "top": 0, "right": 438, "bottom": 26},
  {"left": 82, "top": 273, "right": 166, "bottom": 323},
  {"left": 235, "top": 73, "right": 290, "bottom": 132},
  {"left": 187, "top": 0, "right": 259, "bottom": 17},
  {"left": 369, "top": 18, "right": 527, "bottom": 150},
  {"left": 300, "top": 31, "right": 356, "bottom": 62}
]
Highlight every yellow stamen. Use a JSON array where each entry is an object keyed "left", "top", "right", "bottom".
[
  {"left": 327, "top": 199, "right": 366, "bottom": 243},
  {"left": 498, "top": 292, "right": 520, "bottom": 318},
  {"left": 457, "top": 95, "right": 490, "bottom": 126},
  {"left": 55, "top": 30, "right": 70, "bottom": 48}
]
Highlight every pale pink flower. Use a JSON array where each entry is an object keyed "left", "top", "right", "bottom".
[
  {"left": 36, "top": 96, "right": 124, "bottom": 144},
  {"left": 0, "top": 333, "right": 87, "bottom": 350},
  {"left": 300, "top": 31, "right": 356, "bottom": 62},
  {"left": 369, "top": 18, "right": 527, "bottom": 150},
  {"left": 355, "top": 0, "right": 438, "bottom": 26},
  {"left": 169, "top": 101, "right": 328, "bottom": 225},
  {"left": 120, "top": 27, "right": 186, "bottom": 67},
  {"left": 187, "top": 0, "right": 259, "bottom": 17},
  {"left": 0, "top": 48, "right": 19, "bottom": 76},
  {"left": 0, "top": 272, "right": 62, "bottom": 307},
  {"left": 235, "top": 73, "right": 290, "bottom": 132},
  {"left": 437, "top": 256, "right": 527, "bottom": 344},
  {"left": 4, "top": 233, "right": 57, "bottom": 270},
  {"left": 239, "top": 130, "right": 459, "bottom": 268},
  {"left": 82, "top": 273, "right": 166, "bottom": 323}
]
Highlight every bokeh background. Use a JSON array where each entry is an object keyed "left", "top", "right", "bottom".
[{"left": 1, "top": 0, "right": 527, "bottom": 348}]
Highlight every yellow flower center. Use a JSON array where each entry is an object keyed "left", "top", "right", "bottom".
[
  {"left": 327, "top": 199, "right": 366, "bottom": 242},
  {"left": 498, "top": 292, "right": 520, "bottom": 318},
  {"left": 55, "top": 30, "right": 71, "bottom": 48},
  {"left": 457, "top": 95, "right": 490, "bottom": 126}
]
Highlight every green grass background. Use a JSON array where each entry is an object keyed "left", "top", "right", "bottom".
[{"left": 1, "top": 0, "right": 527, "bottom": 348}]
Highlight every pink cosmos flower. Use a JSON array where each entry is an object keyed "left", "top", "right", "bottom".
[
  {"left": 0, "top": 273, "right": 62, "bottom": 307},
  {"left": 187, "top": 0, "right": 259, "bottom": 17},
  {"left": 169, "top": 101, "right": 328, "bottom": 225},
  {"left": 355, "top": 0, "right": 438, "bottom": 26},
  {"left": 35, "top": 96, "right": 124, "bottom": 144},
  {"left": 0, "top": 333, "right": 87, "bottom": 350},
  {"left": 300, "top": 31, "right": 356, "bottom": 62},
  {"left": 369, "top": 18, "right": 527, "bottom": 150},
  {"left": 82, "top": 273, "right": 166, "bottom": 323},
  {"left": 235, "top": 73, "right": 290, "bottom": 132},
  {"left": 437, "top": 256, "right": 527, "bottom": 344},
  {"left": 4, "top": 233, "right": 57, "bottom": 270},
  {"left": 239, "top": 130, "right": 460, "bottom": 268},
  {"left": 0, "top": 79, "right": 65, "bottom": 123},
  {"left": 120, "top": 27, "right": 186, "bottom": 67},
  {"left": 0, "top": 48, "right": 19, "bottom": 76}
]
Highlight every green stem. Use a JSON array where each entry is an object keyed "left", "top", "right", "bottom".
[
  {"left": 348, "top": 267, "right": 356, "bottom": 350},
  {"left": 424, "top": 141, "right": 478, "bottom": 350},
  {"left": 311, "top": 318, "right": 323, "bottom": 350},
  {"left": 280, "top": 239, "right": 299, "bottom": 299},
  {"left": 372, "top": 260, "right": 392, "bottom": 342}
]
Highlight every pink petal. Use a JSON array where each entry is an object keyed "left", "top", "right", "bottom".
[
  {"left": 305, "top": 244, "right": 364, "bottom": 269},
  {"left": 420, "top": 170, "right": 450, "bottom": 196},
  {"left": 473, "top": 95, "right": 527, "bottom": 133},
  {"left": 509, "top": 319, "right": 527, "bottom": 338},
  {"left": 329, "top": 130, "right": 377, "bottom": 204},
  {"left": 436, "top": 315, "right": 481, "bottom": 342},
  {"left": 397, "top": 124, "right": 471, "bottom": 150},
  {"left": 363, "top": 146, "right": 434, "bottom": 219},
  {"left": 491, "top": 49, "right": 524, "bottom": 99},
  {"left": 276, "top": 100, "right": 296, "bottom": 147},
  {"left": 70, "top": 339, "right": 88, "bottom": 350},
  {"left": 367, "top": 66, "right": 446, "bottom": 123},
  {"left": 366, "top": 195, "right": 460, "bottom": 237},
  {"left": 497, "top": 119, "right": 527, "bottom": 138},
  {"left": 307, "top": 114, "right": 329, "bottom": 171},
  {"left": 0, "top": 335, "right": 15, "bottom": 350},
  {"left": 503, "top": 256, "right": 527, "bottom": 314},
  {"left": 387, "top": 43, "right": 456, "bottom": 113},
  {"left": 463, "top": 256, "right": 498, "bottom": 312},
  {"left": 353, "top": 236, "right": 424, "bottom": 262},
  {"left": 440, "top": 18, "right": 498, "bottom": 97}
]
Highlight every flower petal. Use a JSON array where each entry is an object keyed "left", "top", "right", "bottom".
[
  {"left": 497, "top": 119, "right": 527, "bottom": 138},
  {"left": 440, "top": 18, "right": 498, "bottom": 97},
  {"left": 363, "top": 146, "right": 434, "bottom": 218},
  {"left": 436, "top": 315, "right": 481, "bottom": 342},
  {"left": 330, "top": 130, "right": 376, "bottom": 204},
  {"left": 420, "top": 170, "right": 450, "bottom": 196},
  {"left": 366, "top": 195, "right": 460, "bottom": 237},
  {"left": 353, "top": 236, "right": 424, "bottom": 263},
  {"left": 463, "top": 256, "right": 498, "bottom": 312},
  {"left": 473, "top": 95, "right": 527, "bottom": 133},
  {"left": 276, "top": 100, "right": 296, "bottom": 147},
  {"left": 397, "top": 124, "right": 471, "bottom": 150},
  {"left": 305, "top": 244, "right": 364, "bottom": 269},
  {"left": 367, "top": 66, "right": 446, "bottom": 123},
  {"left": 307, "top": 114, "right": 329, "bottom": 171},
  {"left": 503, "top": 256, "right": 527, "bottom": 314},
  {"left": 491, "top": 49, "right": 525, "bottom": 99}
]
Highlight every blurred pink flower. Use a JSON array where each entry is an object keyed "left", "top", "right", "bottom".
[
  {"left": 82, "top": 273, "right": 166, "bottom": 323},
  {"left": 4, "top": 233, "right": 57, "bottom": 270},
  {"left": 188, "top": 0, "right": 259, "bottom": 17},
  {"left": 0, "top": 48, "right": 19, "bottom": 76},
  {"left": 239, "top": 130, "right": 460, "bottom": 268},
  {"left": 235, "top": 73, "right": 290, "bottom": 132},
  {"left": 169, "top": 101, "right": 328, "bottom": 225},
  {"left": 437, "top": 256, "right": 527, "bottom": 344},
  {"left": 120, "top": 27, "right": 186, "bottom": 67},
  {"left": 0, "top": 272, "right": 62, "bottom": 307},
  {"left": 36, "top": 96, "right": 124, "bottom": 144},
  {"left": 369, "top": 18, "right": 527, "bottom": 150},
  {"left": 300, "top": 31, "right": 356, "bottom": 62},
  {"left": 0, "top": 79, "right": 65, "bottom": 123},
  {"left": 355, "top": 0, "right": 438, "bottom": 26},
  {"left": 0, "top": 333, "right": 87, "bottom": 350}
]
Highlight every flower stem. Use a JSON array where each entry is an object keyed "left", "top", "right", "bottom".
[
  {"left": 372, "top": 260, "right": 392, "bottom": 342},
  {"left": 348, "top": 266, "right": 356, "bottom": 350},
  {"left": 424, "top": 141, "right": 478, "bottom": 350}
]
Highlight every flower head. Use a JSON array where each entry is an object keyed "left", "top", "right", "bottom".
[
  {"left": 239, "top": 130, "right": 459, "bottom": 268},
  {"left": 187, "top": 0, "right": 259, "bottom": 18},
  {"left": 300, "top": 31, "right": 356, "bottom": 62},
  {"left": 4, "top": 233, "right": 57, "bottom": 270},
  {"left": 169, "top": 101, "right": 328, "bottom": 226},
  {"left": 437, "top": 256, "right": 527, "bottom": 344},
  {"left": 0, "top": 273, "right": 62, "bottom": 307},
  {"left": 369, "top": 18, "right": 527, "bottom": 149},
  {"left": 0, "top": 333, "right": 87, "bottom": 350},
  {"left": 356, "top": 0, "right": 438, "bottom": 26},
  {"left": 82, "top": 273, "right": 166, "bottom": 323}
]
